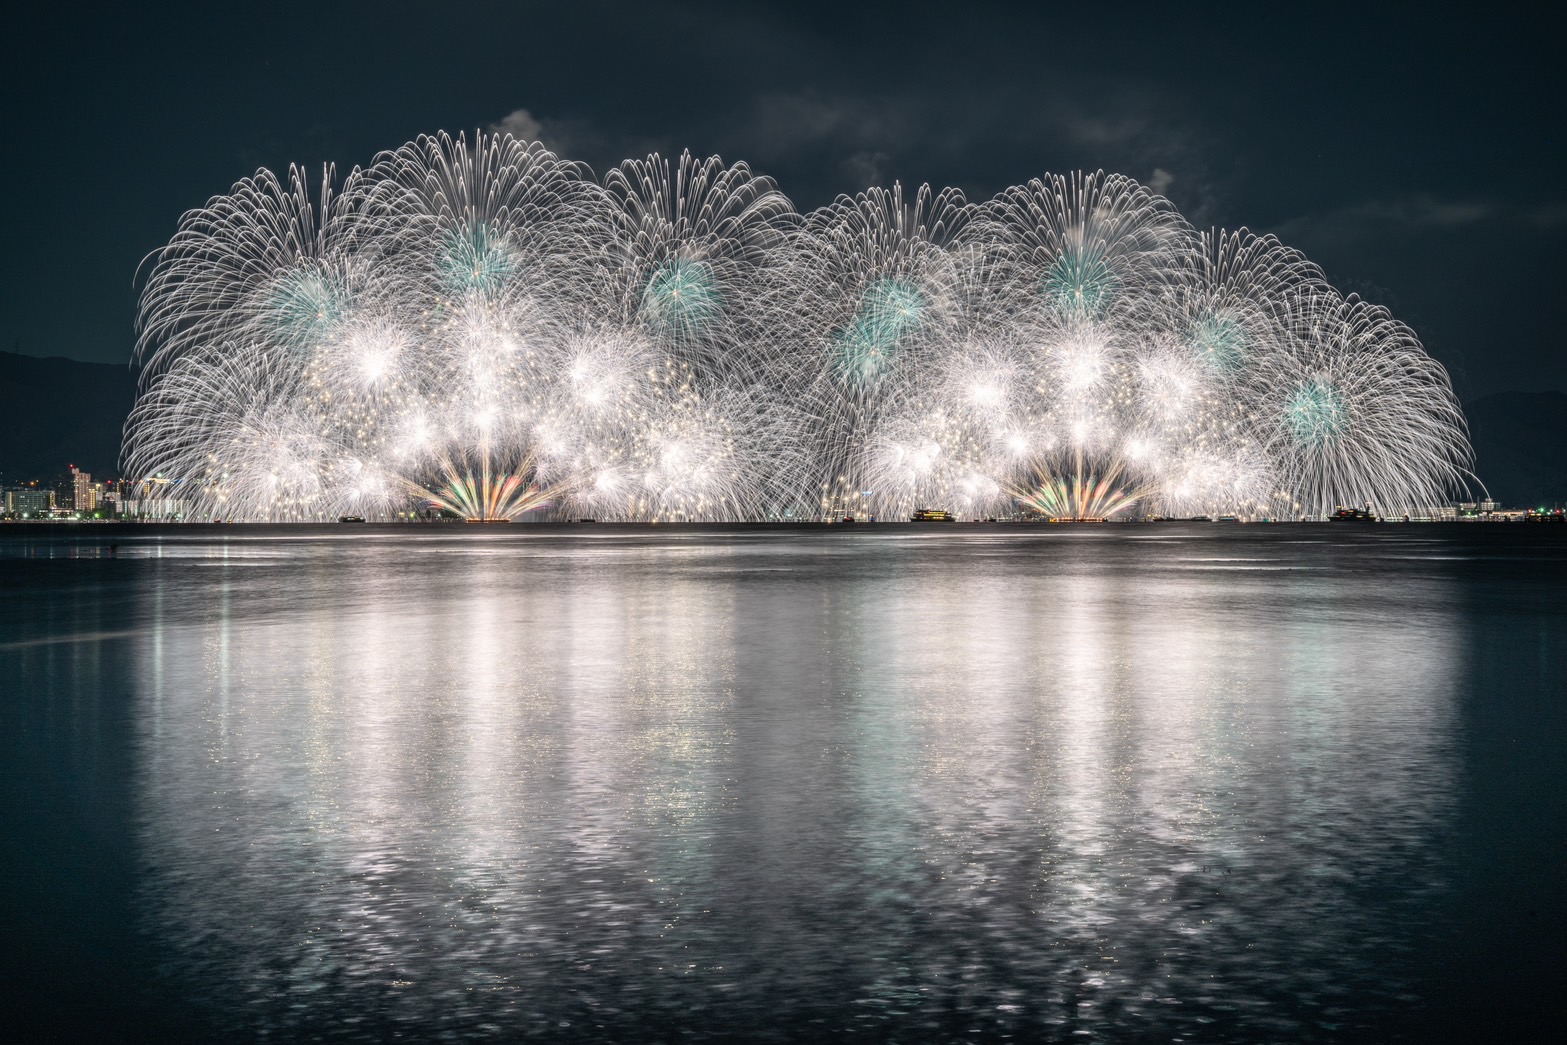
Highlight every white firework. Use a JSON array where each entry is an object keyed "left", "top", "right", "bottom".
[{"left": 126, "top": 132, "right": 1475, "bottom": 521}]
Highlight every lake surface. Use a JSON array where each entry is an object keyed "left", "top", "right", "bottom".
[{"left": 2, "top": 523, "right": 1563, "bottom": 1042}]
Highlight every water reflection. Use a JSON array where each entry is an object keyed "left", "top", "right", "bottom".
[{"left": 132, "top": 531, "right": 1461, "bottom": 1040}]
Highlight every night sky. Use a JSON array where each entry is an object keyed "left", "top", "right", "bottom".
[{"left": 4, "top": 1, "right": 1561, "bottom": 399}]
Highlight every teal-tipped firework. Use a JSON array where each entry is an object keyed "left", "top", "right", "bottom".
[{"left": 125, "top": 134, "right": 1475, "bottom": 521}]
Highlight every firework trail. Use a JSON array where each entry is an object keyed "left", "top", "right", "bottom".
[{"left": 127, "top": 133, "right": 1474, "bottom": 521}]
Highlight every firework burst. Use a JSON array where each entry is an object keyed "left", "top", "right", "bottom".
[{"left": 127, "top": 133, "right": 1474, "bottom": 521}]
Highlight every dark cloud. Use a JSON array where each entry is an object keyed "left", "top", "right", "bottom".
[
  {"left": 489, "top": 108, "right": 545, "bottom": 143},
  {"left": 1274, "top": 196, "right": 1499, "bottom": 246},
  {"left": 842, "top": 151, "right": 892, "bottom": 193},
  {"left": 487, "top": 107, "right": 616, "bottom": 166}
]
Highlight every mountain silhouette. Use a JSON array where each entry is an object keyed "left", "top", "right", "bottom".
[{"left": 0, "top": 351, "right": 137, "bottom": 483}]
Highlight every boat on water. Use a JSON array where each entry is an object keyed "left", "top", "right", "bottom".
[
  {"left": 1329, "top": 506, "right": 1377, "bottom": 522},
  {"left": 338, "top": 516, "right": 366, "bottom": 523},
  {"left": 910, "top": 508, "right": 956, "bottom": 522}
]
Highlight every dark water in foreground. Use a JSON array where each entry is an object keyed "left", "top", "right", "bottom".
[{"left": 2, "top": 523, "right": 1563, "bottom": 1042}]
